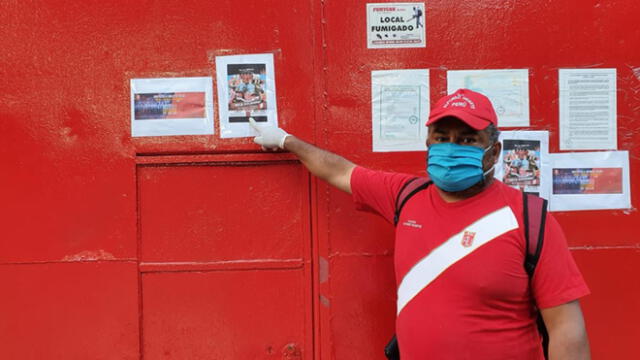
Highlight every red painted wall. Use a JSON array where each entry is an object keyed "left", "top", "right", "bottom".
[{"left": 1, "top": 0, "right": 639, "bottom": 359}]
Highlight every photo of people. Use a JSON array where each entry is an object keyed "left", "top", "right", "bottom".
[
  {"left": 227, "top": 64, "right": 267, "bottom": 112},
  {"left": 502, "top": 139, "right": 541, "bottom": 188}
]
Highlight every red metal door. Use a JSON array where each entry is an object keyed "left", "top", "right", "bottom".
[
  {"left": 3, "top": 0, "right": 640, "bottom": 359},
  {"left": 137, "top": 154, "right": 312, "bottom": 359}
]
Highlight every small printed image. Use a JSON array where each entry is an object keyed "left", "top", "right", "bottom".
[
  {"left": 227, "top": 63, "right": 267, "bottom": 112},
  {"left": 502, "top": 140, "right": 541, "bottom": 187},
  {"left": 552, "top": 168, "right": 623, "bottom": 195},
  {"left": 134, "top": 92, "right": 206, "bottom": 120}
]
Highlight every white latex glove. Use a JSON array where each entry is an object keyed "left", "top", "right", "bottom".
[{"left": 249, "top": 118, "right": 290, "bottom": 150}]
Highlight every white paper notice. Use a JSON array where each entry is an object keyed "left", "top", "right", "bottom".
[
  {"left": 496, "top": 131, "right": 550, "bottom": 200},
  {"left": 447, "top": 69, "right": 530, "bottom": 127},
  {"left": 130, "top": 77, "right": 214, "bottom": 137},
  {"left": 366, "top": 3, "right": 426, "bottom": 49},
  {"left": 549, "top": 151, "right": 630, "bottom": 211},
  {"left": 559, "top": 68, "right": 617, "bottom": 150},
  {"left": 215, "top": 53, "right": 278, "bottom": 138},
  {"left": 371, "top": 69, "right": 429, "bottom": 152}
]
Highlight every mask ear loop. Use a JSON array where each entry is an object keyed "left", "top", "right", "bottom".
[
  {"left": 481, "top": 143, "right": 498, "bottom": 183},
  {"left": 483, "top": 164, "right": 495, "bottom": 177}
]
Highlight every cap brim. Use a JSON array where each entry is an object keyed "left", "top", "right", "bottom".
[{"left": 426, "top": 109, "right": 492, "bottom": 130}]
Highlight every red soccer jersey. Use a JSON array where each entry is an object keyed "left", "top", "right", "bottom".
[{"left": 351, "top": 166, "right": 589, "bottom": 360}]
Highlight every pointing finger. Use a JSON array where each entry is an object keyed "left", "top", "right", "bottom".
[{"left": 248, "top": 117, "right": 259, "bottom": 131}]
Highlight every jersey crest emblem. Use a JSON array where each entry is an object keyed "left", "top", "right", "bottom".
[{"left": 461, "top": 230, "right": 476, "bottom": 248}]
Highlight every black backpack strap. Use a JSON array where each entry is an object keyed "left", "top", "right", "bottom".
[
  {"left": 384, "top": 334, "right": 400, "bottom": 360},
  {"left": 393, "top": 177, "right": 432, "bottom": 226},
  {"left": 523, "top": 193, "right": 548, "bottom": 277},
  {"left": 386, "top": 177, "right": 431, "bottom": 359},
  {"left": 522, "top": 192, "right": 549, "bottom": 359}
]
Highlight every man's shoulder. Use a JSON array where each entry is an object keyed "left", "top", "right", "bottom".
[
  {"left": 351, "top": 167, "right": 423, "bottom": 222},
  {"left": 492, "top": 180, "right": 524, "bottom": 198},
  {"left": 353, "top": 166, "right": 418, "bottom": 183},
  {"left": 475, "top": 180, "right": 526, "bottom": 214},
  {"left": 352, "top": 166, "right": 422, "bottom": 197}
]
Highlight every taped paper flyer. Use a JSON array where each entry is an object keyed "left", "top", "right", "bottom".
[
  {"left": 549, "top": 151, "right": 630, "bottom": 211},
  {"left": 447, "top": 69, "right": 530, "bottom": 127},
  {"left": 215, "top": 53, "right": 278, "bottom": 138},
  {"left": 366, "top": 3, "right": 426, "bottom": 49},
  {"left": 130, "top": 77, "right": 214, "bottom": 137},
  {"left": 371, "top": 69, "right": 429, "bottom": 152},
  {"left": 559, "top": 68, "right": 617, "bottom": 150},
  {"left": 496, "top": 131, "right": 550, "bottom": 200}
]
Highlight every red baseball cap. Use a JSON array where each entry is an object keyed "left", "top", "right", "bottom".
[{"left": 426, "top": 89, "right": 498, "bottom": 130}]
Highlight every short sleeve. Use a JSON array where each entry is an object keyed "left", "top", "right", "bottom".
[
  {"left": 350, "top": 166, "right": 415, "bottom": 223},
  {"left": 531, "top": 214, "right": 590, "bottom": 309}
]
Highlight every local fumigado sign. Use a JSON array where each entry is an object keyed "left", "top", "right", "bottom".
[{"left": 366, "top": 3, "right": 426, "bottom": 49}]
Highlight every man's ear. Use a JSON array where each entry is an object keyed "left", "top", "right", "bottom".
[{"left": 492, "top": 141, "right": 502, "bottom": 164}]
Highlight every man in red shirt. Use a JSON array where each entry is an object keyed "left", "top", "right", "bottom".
[{"left": 250, "top": 89, "right": 590, "bottom": 359}]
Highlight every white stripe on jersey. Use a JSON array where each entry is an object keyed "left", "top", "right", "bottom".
[{"left": 397, "top": 206, "right": 519, "bottom": 315}]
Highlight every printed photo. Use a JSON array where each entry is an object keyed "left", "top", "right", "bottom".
[
  {"left": 501, "top": 139, "right": 541, "bottom": 188},
  {"left": 134, "top": 92, "right": 206, "bottom": 120},
  {"left": 216, "top": 53, "right": 277, "bottom": 138},
  {"left": 227, "top": 63, "right": 267, "bottom": 113},
  {"left": 552, "top": 168, "right": 623, "bottom": 195}
]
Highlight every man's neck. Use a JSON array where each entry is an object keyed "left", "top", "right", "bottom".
[{"left": 436, "top": 176, "right": 495, "bottom": 203}]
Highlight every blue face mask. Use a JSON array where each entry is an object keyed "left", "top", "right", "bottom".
[{"left": 426, "top": 142, "right": 495, "bottom": 192}]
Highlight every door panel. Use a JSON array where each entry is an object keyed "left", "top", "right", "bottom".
[
  {"left": 137, "top": 158, "right": 311, "bottom": 359},
  {"left": 138, "top": 162, "right": 309, "bottom": 262},
  {"left": 142, "top": 269, "right": 307, "bottom": 359}
]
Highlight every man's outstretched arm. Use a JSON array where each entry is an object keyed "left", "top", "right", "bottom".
[{"left": 250, "top": 119, "right": 356, "bottom": 194}]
